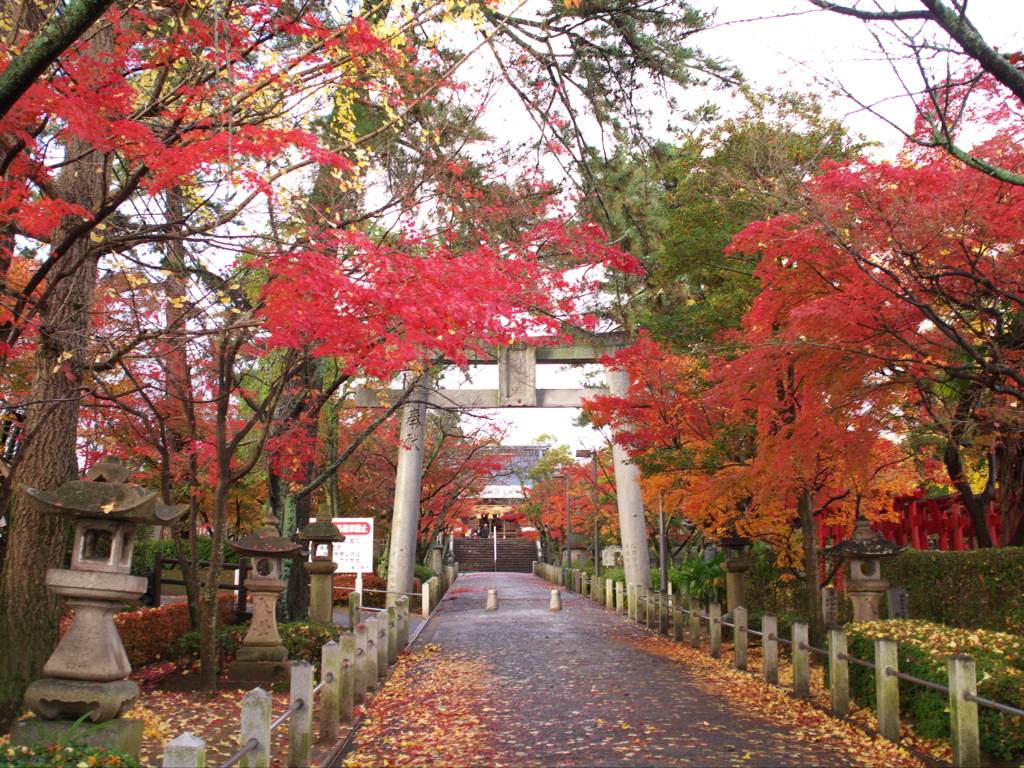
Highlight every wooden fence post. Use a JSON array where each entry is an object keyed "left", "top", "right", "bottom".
[
  {"left": 387, "top": 604, "right": 398, "bottom": 665},
  {"left": 162, "top": 732, "right": 206, "bottom": 768},
  {"left": 376, "top": 613, "right": 389, "bottom": 677},
  {"left": 948, "top": 654, "right": 981, "bottom": 768},
  {"left": 348, "top": 591, "right": 360, "bottom": 630},
  {"left": 709, "top": 602, "right": 722, "bottom": 659},
  {"left": 689, "top": 597, "right": 701, "bottom": 650},
  {"left": 875, "top": 636, "right": 900, "bottom": 742},
  {"left": 828, "top": 627, "right": 849, "bottom": 718},
  {"left": 288, "top": 661, "right": 313, "bottom": 768},
  {"left": 762, "top": 614, "right": 778, "bottom": 685},
  {"left": 364, "top": 617, "right": 378, "bottom": 692},
  {"left": 353, "top": 623, "right": 367, "bottom": 704},
  {"left": 339, "top": 633, "right": 356, "bottom": 723},
  {"left": 734, "top": 606, "right": 748, "bottom": 670},
  {"left": 239, "top": 687, "right": 271, "bottom": 768},
  {"left": 319, "top": 641, "right": 340, "bottom": 744},
  {"left": 792, "top": 620, "right": 809, "bottom": 698}
]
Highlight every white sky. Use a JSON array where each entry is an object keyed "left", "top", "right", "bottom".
[{"left": 449, "top": 0, "right": 1024, "bottom": 451}]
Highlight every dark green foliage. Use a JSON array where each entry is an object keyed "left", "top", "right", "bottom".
[
  {"left": 846, "top": 620, "right": 1024, "bottom": 760},
  {"left": 414, "top": 564, "right": 436, "bottom": 583},
  {"left": 1, "top": 742, "right": 139, "bottom": 767},
  {"left": 164, "top": 624, "right": 246, "bottom": 674},
  {"left": 278, "top": 620, "right": 344, "bottom": 667},
  {"left": 884, "top": 548, "right": 1024, "bottom": 637},
  {"left": 131, "top": 537, "right": 240, "bottom": 576}
]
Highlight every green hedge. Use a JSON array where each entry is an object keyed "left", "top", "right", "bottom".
[
  {"left": 165, "top": 620, "right": 343, "bottom": 673},
  {"left": 884, "top": 548, "right": 1024, "bottom": 636},
  {"left": 847, "top": 619, "right": 1024, "bottom": 760},
  {"left": 131, "top": 537, "right": 241, "bottom": 576}
]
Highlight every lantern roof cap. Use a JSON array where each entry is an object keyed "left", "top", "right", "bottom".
[
  {"left": 229, "top": 510, "right": 302, "bottom": 558},
  {"left": 297, "top": 506, "right": 345, "bottom": 542},
  {"left": 823, "top": 514, "right": 906, "bottom": 558},
  {"left": 23, "top": 477, "right": 186, "bottom": 526}
]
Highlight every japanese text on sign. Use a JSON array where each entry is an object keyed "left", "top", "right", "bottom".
[{"left": 331, "top": 517, "right": 374, "bottom": 573}]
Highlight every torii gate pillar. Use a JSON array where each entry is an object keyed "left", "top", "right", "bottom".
[{"left": 386, "top": 378, "right": 427, "bottom": 606}]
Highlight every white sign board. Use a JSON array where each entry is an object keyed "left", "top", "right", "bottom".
[{"left": 331, "top": 517, "right": 374, "bottom": 573}]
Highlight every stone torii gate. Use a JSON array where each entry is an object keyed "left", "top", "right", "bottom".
[{"left": 355, "top": 334, "right": 653, "bottom": 603}]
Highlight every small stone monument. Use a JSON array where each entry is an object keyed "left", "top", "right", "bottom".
[
  {"left": 227, "top": 510, "right": 302, "bottom": 683},
  {"left": 719, "top": 534, "right": 753, "bottom": 614},
  {"left": 824, "top": 513, "right": 905, "bottom": 623},
  {"left": 297, "top": 506, "right": 345, "bottom": 624},
  {"left": 12, "top": 457, "right": 186, "bottom": 757}
]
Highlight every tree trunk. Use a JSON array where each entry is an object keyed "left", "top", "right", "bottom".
[
  {"left": 944, "top": 437, "right": 996, "bottom": 548},
  {"left": 0, "top": 128, "right": 107, "bottom": 728},
  {"left": 798, "top": 490, "right": 825, "bottom": 651},
  {"left": 996, "top": 433, "right": 1024, "bottom": 546}
]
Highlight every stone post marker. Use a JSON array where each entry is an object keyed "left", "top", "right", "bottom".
[
  {"left": 12, "top": 457, "right": 187, "bottom": 759},
  {"left": 297, "top": 506, "right": 345, "bottom": 624},
  {"left": 486, "top": 589, "right": 499, "bottom": 611},
  {"left": 549, "top": 589, "right": 561, "bottom": 610},
  {"left": 227, "top": 511, "right": 303, "bottom": 683}
]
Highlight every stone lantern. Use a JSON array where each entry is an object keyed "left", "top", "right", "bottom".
[
  {"left": 718, "top": 534, "right": 753, "bottom": 614},
  {"left": 297, "top": 506, "right": 345, "bottom": 623},
  {"left": 824, "top": 513, "right": 905, "bottom": 622},
  {"left": 12, "top": 457, "right": 186, "bottom": 756},
  {"left": 227, "top": 510, "right": 302, "bottom": 683}
]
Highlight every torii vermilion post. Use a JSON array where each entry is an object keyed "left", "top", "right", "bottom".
[{"left": 357, "top": 336, "right": 653, "bottom": 604}]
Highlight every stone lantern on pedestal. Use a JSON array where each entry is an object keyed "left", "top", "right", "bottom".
[
  {"left": 227, "top": 510, "right": 302, "bottom": 683},
  {"left": 12, "top": 457, "right": 186, "bottom": 757},
  {"left": 824, "top": 513, "right": 905, "bottom": 622},
  {"left": 297, "top": 506, "right": 345, "bottom": 623},
  {"left": 719, "top": 534, "right": 753, "bottom": 614}
]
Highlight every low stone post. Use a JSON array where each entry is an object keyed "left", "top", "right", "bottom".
[
  {"left": 605, "top": 578, "right": 613, "bottom": 609},
  {"left": 875, "top": 636, "right": 900, "bottom": 742},
  {"left": 709, "top": 602, "right": 722, "bottom": 659},
  {"left": 421, "top": 581, "right": 431, "bottom": 618},
  {"left": 659, "top": 594, "right": 669, "bottom": 636},
  {"left": 575, "top": 570, "right": 582, "bottom": 594},
  {"left": 550, "top": 589, "right": 561, "bottom": 610},
  {"left": 627, "top": 584, "right": 637, "bottom": 621},
  {"left": 376, "top": 614, "right": 389, "bottom": 677},
  {"left": 646, "top": 589, "right": 657, "bottom": 629},
  {"left": 486, "top": 590, "right": 499, "bottom": 611},
  {"left": 163, "top": 733, "right": 206, "bottom": 768},
  {"left": 387, "top": 605, "right": 398, "bottom": 664},
  {"left": 239, "top": 687, "right": 271, "bottom": 768},
  {"left": 689, "top": 597, "right": 701, "bottom": 649},
  {"left": 319, "top": 642, "right": 340, "bottom": 744},
  {"left": 397, "top": 597, "right": 409, "bottom": 652},
  {"left": 363, "top": 618, "right": 378, "bottom": 693},
  {"left": 581, "top": 575, "right": 589, "bottom": 599},
  {"left": 828, "top": 627, "right": 849, "bottom": 718},
  {"left": 948, "top": 655, "right": 980, "bottom": 768},
  {"left": 288, "top": 661, "right": 313, "bottom": 768},
  {"left": 734, "top": 606, "right": 748, "bottom": 671},
  {"left": 673, "top": 600, "right": 685, "bottom": 643},
  {"left": 763, "top": 614, "right": 778, "bottom": 685},
  {"left": 616, "top": 582, "right": 625, "bottom": 615},
  {"left": 339, "top": 633, "right": 356, "bottom": 723},
  {"left": 792, "top": 620, "right": 809, "bottom": 698},
  {"left": 353, "top": 624, "right": 367, "bottom": 704},
  {"left": 348, "top": 591, "right": 361, "bottom": 630},
  {"left": 431, "top": 576, "right": 440, "bottom": 606}
]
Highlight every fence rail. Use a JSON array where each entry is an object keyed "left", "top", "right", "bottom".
[{"left": 534, "top": 560, "right": 1022, "bottom": 768}]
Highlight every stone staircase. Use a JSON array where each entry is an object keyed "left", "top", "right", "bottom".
[{"left": 452, "top": 538, "right": 538, "bottom": 573}]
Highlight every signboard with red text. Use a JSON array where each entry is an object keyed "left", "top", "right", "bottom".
[{"left": 331, "top": 517, "right": 374, "bottom": 573}]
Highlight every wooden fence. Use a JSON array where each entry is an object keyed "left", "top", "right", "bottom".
[{"left": 535, "top": 562, "right": 1024, "bottom": 768}]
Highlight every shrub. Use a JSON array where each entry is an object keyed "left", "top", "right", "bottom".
[
  {"left": 332, "top": 573, "right": 388, "bottom": 608},
  {"left": 163, "top": 623, "right": 247, "bottom": 674},
  {"left": 114, "top": 594, "right": 237, "bottom": 667},
  {"left": 1, "top": 742, "right": 139, "bottom": 767},
  {"left": 414, "top": 564, "right": 436, "bottom": 582},
  {"left": 847, "top": 619, "right": 1024, "bottom": 760},
  {"left": 131, "top": 537, "right": 241, "bottom": 576},
  {"left": 883, "top": 548, "right": 1024, "bottom": 636},
  {"left": 279, "top": 620, "right": 344, "bottom": 665}
]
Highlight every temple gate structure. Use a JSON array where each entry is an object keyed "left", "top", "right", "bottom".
[{"left": 355, "top": 333, "right": 653, "bottom": 603}]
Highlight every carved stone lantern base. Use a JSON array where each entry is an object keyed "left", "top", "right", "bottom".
[
  {"left": 847, "top": 583, "right": 888, "bottom": 623},
  {"left": 23, "top": 678, "right": 140, "bottom": 722},
  {"left": 10, "top": 714, "right": 143, "bottom": 758}
]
